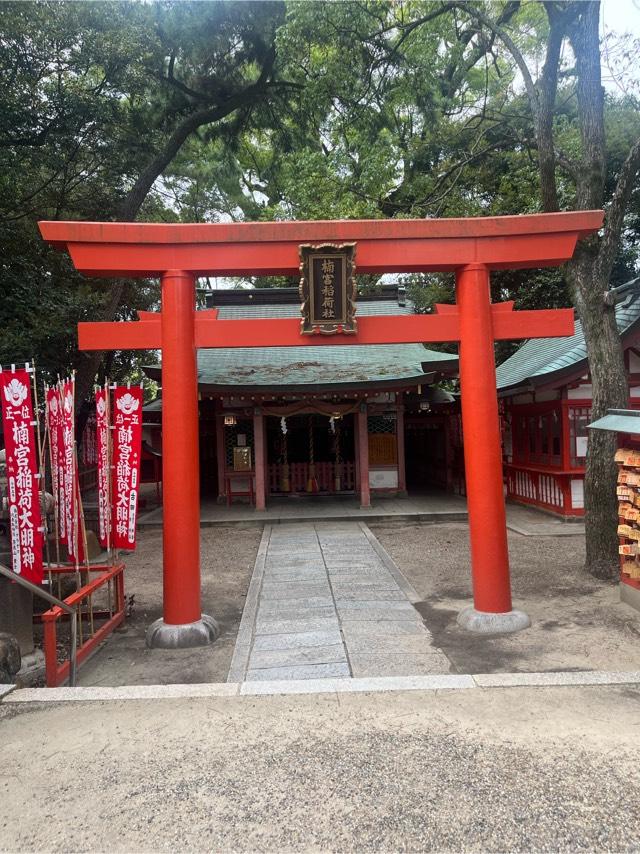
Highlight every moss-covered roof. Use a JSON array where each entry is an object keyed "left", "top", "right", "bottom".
[{"left": 145, "top": 293, "right": 458, "bottom": 392}]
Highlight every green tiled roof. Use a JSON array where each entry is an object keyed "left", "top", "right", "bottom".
[
  {"left": 496, "top": 296, "right": 640, "bottom": 394},
  {"left": 589, "top": 409, "right": 640, "bottom": 435},
  {"left": 146, "top": 297, "right": 457, "bottom": 391}
]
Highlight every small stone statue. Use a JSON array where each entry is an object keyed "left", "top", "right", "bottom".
[{"left": 0, "top": 632, "right": 21, "bottom": 684}]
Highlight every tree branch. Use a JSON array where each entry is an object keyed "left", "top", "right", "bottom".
[
  {"left": 452, "top": 1, "right": 540, "bottom": 122},
  {"left": 597, "top": 132, "right": 640, "bottom": 280},
  {"left": 118, "top": 46, "right": 277, "bottom": 220},
  {"left": 162, "top": 52, "right": 214, "bottom": 104}
]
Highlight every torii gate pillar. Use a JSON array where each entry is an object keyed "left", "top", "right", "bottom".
[
  {"left": 146, "top": 270, "right": 219, "bottom": 648},
  {"left": 456, "top": 264, "right": 528, "bottom": 632}
]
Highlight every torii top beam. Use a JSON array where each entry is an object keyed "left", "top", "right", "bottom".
[{"left": 39, "top": 211, "right": 603, "bottom": 278}]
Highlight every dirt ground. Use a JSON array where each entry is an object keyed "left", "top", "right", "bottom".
[
  {"left": 76, "top": 517, "right": 640, "bottom": 686},
  {"left": 78, "top": 525, "right": 261, "bottom": 686},
  {"left": 370, "top": 520, "right": 640, "bottom": 674}
]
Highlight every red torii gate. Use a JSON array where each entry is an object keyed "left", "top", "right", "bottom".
[{"left": 40, "top": 211, "right": 603, "bottom": 647}]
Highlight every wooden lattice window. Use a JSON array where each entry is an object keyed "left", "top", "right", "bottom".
[
  {"left": 367, "top": 414, "right": 397, "bottom": 465},
  {"left": 569, "top": 406, "right": 591, "bottom": 468}
]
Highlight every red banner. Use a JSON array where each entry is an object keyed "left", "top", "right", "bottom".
[
  {"left": 54, "top": 386, "right": 67, "bottom": 544},
  {"left": 46, "top": 386, "right": 63, "bottom": 544},
  {"left": 95, "top": 387, "right": 111, "bottom": 548},
  {"left": 0, "top": 368, "right": 43, "bottom": 584},
  {"left": 112, "top": 386, "right": 143, "bottom": 550},
  {"left": 60, "top": 378, "right": 80, "bottom": 562}
]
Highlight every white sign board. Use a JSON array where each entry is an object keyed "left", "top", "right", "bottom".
[{"left": 369, "top": 468, "right": 398, "bottom": 489}]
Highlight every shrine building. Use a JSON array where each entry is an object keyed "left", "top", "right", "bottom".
[
  {"left": 498, "top": 296, "right": 640, "bottom": 517},
  {"left": 142, "top": 284, "right": 463, "bottom": 509},
  {"left": 142, "top": 286, "right": 640, "bottom": 520}
]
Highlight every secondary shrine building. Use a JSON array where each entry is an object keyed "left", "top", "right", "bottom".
[
  {"left": 142, "top": 284, "right": 462, "bottom": 509},
  {"left": 498, "top": 296, "right": 640, "bottom": 517}
]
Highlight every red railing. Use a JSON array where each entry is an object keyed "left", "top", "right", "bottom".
[
  {"left": 505, "top": 464, "right": 583, "bottom": 516},
  {"left": 268, "top": 461, "right": 356, "bottom": 494},
  {"left": 40, "top": 563, "right": 125, "bottom": 687}
]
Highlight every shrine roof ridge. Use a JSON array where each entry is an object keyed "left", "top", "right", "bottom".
[
  {"left": 39, "top": 210, "right": 603, "bottom": 247},
  {"left": 496, "top": 295, "right": 640, "bottom": 395},
  {"left": 205, "top": 283, "right": 404, "bottom": 307}
]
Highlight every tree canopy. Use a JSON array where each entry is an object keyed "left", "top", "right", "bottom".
[{"left": 2, "top": 1, "right": 638, "bottom": 372}]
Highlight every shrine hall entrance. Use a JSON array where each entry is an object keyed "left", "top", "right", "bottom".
[
  {"left": 405, "top": 420, "right": 448, "bottom": 491},
  {"left": 403, "top": 412, "right": 466, "bottom": 497},
  {"left": 266, "top": 414, "right": 357, "bottom": 496}
]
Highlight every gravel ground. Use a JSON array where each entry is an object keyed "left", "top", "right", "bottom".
[
  {"left": 1, "top": 683, "right": 639, "bottom": 852},
  {"left": 77, "top": 518, "right": 640, "bottom": 684},
  {"left": 370, "top": 520, "right": 640, "bottom": 673},
  {"left": 78, "top": 525, "right": 261, "bottom": 685}
]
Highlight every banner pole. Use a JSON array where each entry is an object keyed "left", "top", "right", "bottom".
[
  {"left": 48, "top": 387, "right": 62, "bottom": 572},
  {"left": 70, "top": 372, "right": 81, "bottom": 593},
  {"left": 31, "top": 363, "right": 52, "bottom": 589},
  {"left": 106, "top": 380, "right": 113, "bottom": 564},
  {"left": 75, "top": 455, "right": 93, "bottom": 636}
]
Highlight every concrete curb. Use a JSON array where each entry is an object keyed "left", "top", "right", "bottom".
[
  {"left": 226, "top": 524, "right": 272, "bottom": 683},
  {"left": 506, "top": 522, "right": 586, "bottom": 538},
  {"left": 358, "top": 521, "right": 422, "bottom": 603},
  {"left": 3, "top": 670, "right": 640, "bottom": 704}
]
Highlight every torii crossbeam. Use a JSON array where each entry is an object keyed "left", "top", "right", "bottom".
[{"left": 40, "top": 211, "right": 603, "bottom": 646}]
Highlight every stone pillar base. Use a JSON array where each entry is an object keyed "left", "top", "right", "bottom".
[
  {"left": 457, "top": 606, "right": 530, "bottom": 634},
  {"left": 146, "top": 615, "right": 220, "bottom": 649}
]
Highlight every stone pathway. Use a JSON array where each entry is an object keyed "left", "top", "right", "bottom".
[{"left": 228, "top": 521, "right": 451, "bottom": 682}]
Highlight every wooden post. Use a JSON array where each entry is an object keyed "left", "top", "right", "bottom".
[
  {"left": 215, "top": 402, "right": 226, "bottom": 502},
  {"left": 160, "top": 270, "right": 202, "bottom": 626},
  {"left": 357, "top": 404, "right": 371, "bottom": 508},
  {"left": 254, "top": 408, "right": 266, "bottom": 511},
  {"left": 144, "top": 270, "right": 219, "bottom": 650},
  {"left": 396, "top": 401, "right": 406, "bottom": 494},
  {"left": 354, "top": 412, "right": 361, "bottom": 492}
]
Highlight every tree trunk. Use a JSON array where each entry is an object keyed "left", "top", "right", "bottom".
[
  {"left": 564, "top": 2, "right": 629, "bottom": 578},
  {"left": 566, "top": 242, "right": 627, "bottom": 579},
  {"left": 458, "top": 0, "right": 640, "bottom": 579}
]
